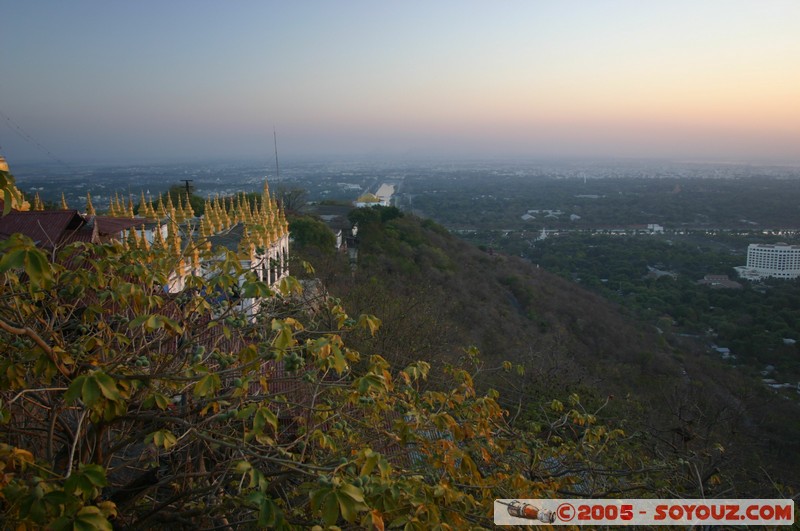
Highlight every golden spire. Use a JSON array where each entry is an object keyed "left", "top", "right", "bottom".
[
  {"left": 139, "top": 191, "right": 148, "bottom": 217},
  {"left": 152, "top": 224, "right": 165, "bottom": 249},
  {"left": 278, "top": 208, "right": 289, "bottom": 236},
  {"left": 206, "top": 197, "right": 219, "bottom": 232},
  {"left": 199, "top": 216, "right": 212, "bottom": 253},
  {"left": 174, "top": 194, "right": 186, "bottom": 223},
  {"left": 202, "top": 198, "right": 213, "bottom": 229},
  {"left": 33, "top": 192, "right": 44, "bottom": 211},
  {"left": 127, "top": 227, "right": 139, "bottom": 250},
  {"left": 199, "top": 214, "right": 209, "bottom": 240},
  {"left": 185, "top": 230, "right": 200, "bottom": 273},
  {"left": 156, "top": 194, "right": 167, "bottom": 219},
  {"left": 265, "top": 206, "right": 275, "bottom": 233},
  {"left": 251, "top": 198, "right": 260, "bottom": 223},
  {"left": 168, "top": 200, "right": 178, "bottom": 226},
  {"left": 127, "top": 195, "right": 135, "bottom": 218},
  {"left": 60, "top": 192, "right": 69, "bottom": 210},
  {"left": 146, "top": 195, "right": 156, "bottom": 219},
  {"left": 86, "top": 192, "right": 96, "bottom": 217},
  {"left": 231, "top": 195, "right": 240, "bottom": 225},
  {"left": 239, "top": 225, "right": 255, "bottom": 260},
  {"left": 167, "top": 220, "right": 182, "bottom": 257},
  {"left": 139, "top": 226, "right": 150, "bottom": 251},
  {"left": 211, "top": 195, "right": 223, "bottom": 229},
  {"left": 242, "top": 196, "right": 252, "bottom": 224},
  {"left": 144, "top": 193, "right": 156, "bottom": 219},
  {"left": 220, "top": 204, "right": 231, "bottom": 230},
  {"left": 192, "top": 245, "right": 200, "bottom": 272},
  {"left": 262, "top": 179, "right": 270, "bottom": 200},
  {"left": 183, "top": 193, "right": 195, "bottom": 219},
  {"left": 231, "top": 196, "right": 240, "bottom": 224},
  {"left": 258, "top": 227, "right": 269, "bottom": 250},
  {"left": 200, "top": 206, "right": 215, "bottom": 236}
]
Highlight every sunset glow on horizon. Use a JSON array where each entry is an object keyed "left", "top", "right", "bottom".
[{"left": 2, "top": 1, "right": 799, "bottom": 163}]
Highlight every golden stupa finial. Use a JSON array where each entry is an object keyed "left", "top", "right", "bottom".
[
  {"left": 86, "top": 192, "right": 96, "bottom": 217},
  {"left": 33, "top": 192, "right": 44, "bottom": 211}
]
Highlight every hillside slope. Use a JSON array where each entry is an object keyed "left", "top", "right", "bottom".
[{"left": 296, "top": 207, "right": 800, "bottom": 497}]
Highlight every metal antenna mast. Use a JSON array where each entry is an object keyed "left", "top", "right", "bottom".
[{"left": 273, "top": 128, "right": 280, "bottom": 180}]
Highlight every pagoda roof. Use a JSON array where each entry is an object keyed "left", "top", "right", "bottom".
[
  {"left": 355, "top": 193, "right": 381, "bottom": 203},
  {"left": 0, "top": 210, "right": 143, "bottom": 249}
]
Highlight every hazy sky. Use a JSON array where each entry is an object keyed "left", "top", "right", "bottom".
[{"left": 2, "top": 1, "right": 799, "bottom": 163}]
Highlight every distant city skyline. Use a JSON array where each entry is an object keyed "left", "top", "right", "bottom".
[{"left": 2, "top": 1, "right": 799, "bottom": 164}]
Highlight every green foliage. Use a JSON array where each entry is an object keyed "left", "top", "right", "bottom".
[
  {"left": 288, "top": 215, "right": 336, "bottom": 252},
  {"left": 527, "top": 233, "right": 800, "bottom": 381},
  {"left": 0, "top": 234, "right": 54, "bottom": 289},
  {"left": 348, "top": 205, "right": 403, "bottom": 227},
  {"left": 274, "top": 186, "right": 308, "bottom": 213}
]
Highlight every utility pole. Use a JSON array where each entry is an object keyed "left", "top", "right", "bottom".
[{"left": 180, "top": 179, "right": 193, "bottom": 195}]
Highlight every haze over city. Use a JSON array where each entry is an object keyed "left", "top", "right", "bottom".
[{"left": 2, "top": 1, "right": 799, "bottom": 163}]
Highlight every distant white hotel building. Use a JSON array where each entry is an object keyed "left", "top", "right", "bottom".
[{"left": 735, "top": 243, "right": 800, "bottom": 280}]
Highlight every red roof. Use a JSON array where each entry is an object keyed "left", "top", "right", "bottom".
[
  {"left": 0, "top": 210, "right": 87, "bottom": 248},
  {"left": 0, "top": 210, "right": 144, "bottom": 249}
]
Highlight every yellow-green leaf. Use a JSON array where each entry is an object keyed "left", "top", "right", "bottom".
[
  {"left": 93, "top": 372, "right": 121, "bottom": 401},
  {"left": 356, "top": 314, "right": 382, "bottom": 337},
  {"left": 194, "top": 373, "right": 220, "bottom": 398}
]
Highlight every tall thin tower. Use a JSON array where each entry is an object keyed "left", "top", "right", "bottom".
[{"left": 273, "top": 128, "right": 280, "bottom": 180}]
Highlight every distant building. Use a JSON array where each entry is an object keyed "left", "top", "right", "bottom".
[
  {"left": 354, "top": 193, "right": 387, "bottom": 208},
  {"left": 593, "top": 224, "right": 664, "bottom": 235},
  {"left": 375, "top": 183, "right": 395, "bottom": 205},
  {"left": 712, "top": 346, "right": 734, "bottom": 360},
  {"left": 697, "top": 274, "right": 742, "bottom": 289},
  {"left": 353, "top": 183, "right": 395, "bottom": 208},
  {"left": 736, "top": 243, "right": 800, "bottom": 280},
  {"left": 646, "top": 265, "right": 677, "bottom": 279},
  {"left": 535, "top": 227, "right": 548, "bottom": 241},
  {"left": 526, "top": 209, "right": 563, "bottom": 217}
]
